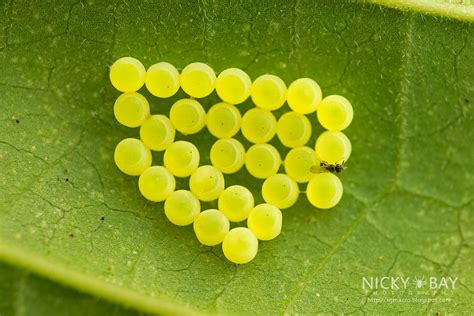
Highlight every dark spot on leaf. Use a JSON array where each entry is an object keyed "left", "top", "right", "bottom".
[
  {"left": 464, "top": 98, "right": 470, "bottom": 104},
  {"left": 65, "top": 178, "right": 69, "bottom": 182},
  {"left": 101, "top": 216, "right": 105, "bottom": 221},
  {"left": 69, "top": 233, "right": 74, "bottom": 238},
  {"left": 15, "top": 119, "right": 20, "bottom": 124}
]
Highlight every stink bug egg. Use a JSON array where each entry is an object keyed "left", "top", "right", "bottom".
[
  {"left": 145, "top": 62, "right": 180, "bottom": 98},
  {"left": 210, "top": 138, "right": 245, "bottom": 174},
  {"left": 287, "top": 78, "right": 322, "bottom": 114},
  {"left": 284, "top": 146, "right": 317, "bottom": 183},
  {"left": 241, "top": 108, "right": 277, "bottom": 144},
  {"left": 218, "top": 185, "right": 254, "bottom": 222},
  {"left": 315, "top": 131, "right": 351, "bottom": 165},
  {"left": 163, "top": 141, "right": 200, "bottom": 177},
  {"left": 276, "top": 111, "right": 312, "bottom": 148},
  {"left": 222, "top": 227, "right": 258, "bottom": 264},
  {"left": 216, "top": 68, "right": 252, "bottom": 104},
  {"left": 180, "top": 62, "right": 216, "bottom": 98},
  {"left": 317, "top": 95, "right": 353, "bottom": 131},
  {"left": 109, "top": 57, "right": 146, "bottom": 92},
  {"left": 170, "top": 98, "right": 206, "bottom": 135},
  {"left": 138, "top": 166, "right": 175, "bottom": 202},
  {"left": 250, "top": 74, "right": 287, "bottom": 111},
  {"left": 189, "top": 165, "right": 225, "bottom": 201},
  {"left": 114, "top": 138, "right": 152, "bottom": 176},
  {"left": 206, "top": 102, "right": 241, "bottom": 139},
  {"left": 245, "top": 144, "right": 281, "bottom": 179},
  {"left": 262, "top": 174, "right": 299, "bottom": 209},
  {"left": 164, "top": 190, "right": 201, "bottom": 226},
  {"left": 306, "top": 173, "right": 343, "bottom": 209},
  {"left": 140, "top": 115, "right": 175, "bottom": 151},
  {"left": 193, "top": 209, "right": 230, "bottom": 246},
  {"left": 113, "top": 92, "right": 150, "bottom": 128},
  {"left": 247, "top": 203, "right": 282, "bottom": 241}
]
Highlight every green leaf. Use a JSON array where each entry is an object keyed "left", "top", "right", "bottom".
[{"left": 0, "top": 0, "right": 473, "bottom": 315}]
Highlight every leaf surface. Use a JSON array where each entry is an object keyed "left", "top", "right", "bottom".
[{"left": 0, "top": 0, "right": 473, "bottom": 315}]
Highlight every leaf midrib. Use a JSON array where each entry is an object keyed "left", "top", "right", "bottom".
[{"left": 369, "top": 0, "right": 474, "bottom": 22}]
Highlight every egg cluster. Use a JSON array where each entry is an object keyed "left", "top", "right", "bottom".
[{"left": 110, "top": 57, "right": 353, "bottom": 264}]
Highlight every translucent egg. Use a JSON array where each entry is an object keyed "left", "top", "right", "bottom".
[
  {"left": 109, "top": 57, "right": 146, "bottom": 92},
  {"left": 138, "top": 166, "right": 175, "bottom": 202},
  {"left": 276, "top": 111, "right": 312, "bottom": 148},
  {"left": 216, "top": 68, "right": 251, "bottom": 104},
  {"left": 222, "top": 227, "right": 258, "bottom": 264},
  {"left": 284, "top": 146, "right": 317, "bottom": 183},
  {"left": 315, "top": 131, "right": 351, "bottom": 164},
  {"left": 262, "top": 174, "right": 299, "bottom": 209},
  {"left": 245, "top": 144, "right": 281, "bottom": 179},
  {"left": 113, "top": 92, "right": 150, "bottom": 128},
  {"left": 306, "top": 173, "right": 343, "bottom": 209},
  {"left": 164, "top": 190, "right": 201, "bottom": 226},
  {"left": 210, "top": 138, "right": 246, "bottom": 174},
  {"left": 163, "top": 141, "right": 200, "bottom": 177},
  {"left": 189, "top": 165, "right": 225, "bottom": 201},
  {"left": 247, "top": 204, "right": 282, "bottom": 241},
  {"left": 180, "top": 62, "right": 216, "bottom": 98},
  {"left": 287, "top": 78, "right": 322, "bottom": 114},
  {"left": 145, "top": 62, "right": 180, "bottom": 98},
  {"left": 250, "top": 74, "right": 287, "bottom": 111},
  {"left": 241, "top": 108, "right": 277, "bottom": 144},
  {"left": 218, "top": 185, "right": 254, "bottom": 222},
  {"left": 114, "top": 138, "right": 152, "bottom": 176},
  {"left": 206, "top": 102, "right": 241, "bottom": 139},
  {"left": 140, "top": 115, "right": 175, "bottom": 151},
  {"left": 193, "top": 209, "right": 230, "bottom": 246},
  {"left": 317, "top": 95, "right": 353, "bottom": 131},
  {"left": 170, "top": 98, "right": 206, "bottom": 135}
]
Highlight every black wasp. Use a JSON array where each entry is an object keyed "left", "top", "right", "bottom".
[{"left": 311, "top": 161, "right": 346, "bottom": 174}]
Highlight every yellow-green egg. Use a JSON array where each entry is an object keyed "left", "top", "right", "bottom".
[
  {"left": 245, "top": 144, "right": 281, "bottom": 179},
  {"left": 315, "top": 131, "right": 351, "bottom": 164},
  {"left": 163, "top": 141, "right": 200, "bottom": 177},
  {"left": 140, "top": 115, "right": 175, "bottom": 151},
  {"left": 216, "top": 68, "right": 251, "bottom": 104},
  {"left": 262, "top": 174, "right": 299, "bottom": 209},
  {"left": 189, "top": 165, "right": 225, "bottom": 201},
  {"left": 241, "top": 108, "right": 277, "bottom": 144},
  {"left": 114, "top": 138, "right": 152, "bottom": 176},
  {"left": 138, "top": 166, "right": 175, "bottom": 202},
  {"left": 193, "top": 209, "right": 230, "bottom": 246},
  {"left": 247, "top": 204, "right": 282, "bottom": 241},
  {"left": 218, "top": 185, "right": 254, "bottom": 222},
  {"left": 250, "top": 74, "right": 287, "bottom": 111},
  {"left": 170, "top": 98, "right": 206, "bottom": 135},
  {"left": 109, "top": 57, "right": 146, "bottom": 92},
  {"left": 206, "top": 102, "right": 241, "bottom": 139},
  {"left": 145, "top": 62, "right": 180, "bottom": 98},
  {"left": 113, "top": 92, "right": 150, "bottom": 128},
  {"left": 164, "top": 190, "right": 201, "bottom": 226},
  {"left": 284, "top": 146, "right": 317, "bottom": 183},
  {"left": 210, "top": 138, "right": 245, "bottom": 174},
  {"left": 222, "top": 227, "right": 258, "bottom": 264},
  {"left": 317, "top": 95, "right": 353, "bottom": 131},
  {"left": 287, "top": 78, "right": 322, "bottom": 114},
  {"left": 276, "top": 111, "right": 312, "bottom": 148},
  {"left": 306, "top": 173, "right": 343, "bottom": 209},
  {"left": 180, "top": 62, "right": 216, "bottom": 98}
]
